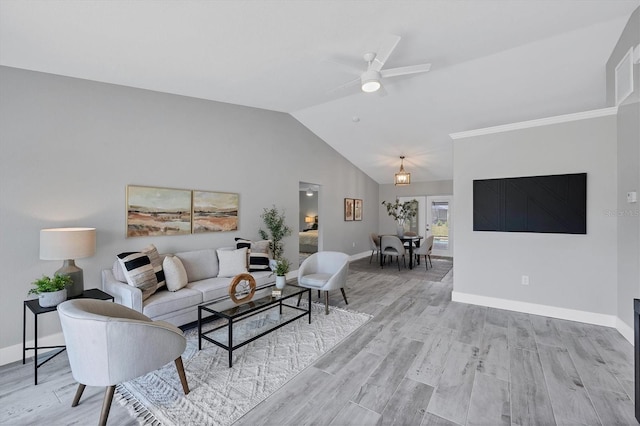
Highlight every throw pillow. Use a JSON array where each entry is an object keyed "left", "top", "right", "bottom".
[
  {"left": 116, "top": 252, "right": 158, "bottom": 300},
  {"left": 142, "top": 244, "right": 166, "bottom": 290},
  {"left": 162, "top": 255, "right": 188, "bottom": 292},
  {"left": 217, "top": 247, "right": 248, "bottom": 277},
  {"left": 234, "top": 238, "right": 271, "bottom": 272}
]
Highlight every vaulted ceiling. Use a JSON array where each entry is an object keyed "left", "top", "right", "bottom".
[{"left": 1, "top": 0, "right": 638, "bottom": 183}]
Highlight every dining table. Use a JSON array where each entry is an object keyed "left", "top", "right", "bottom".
[{"left": 379, "top": 234, "right": 423, "bottom": 270}]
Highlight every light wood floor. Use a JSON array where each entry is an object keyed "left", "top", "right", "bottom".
[{"left": 1, "top": 262, "right": 636, "bottom": 425}]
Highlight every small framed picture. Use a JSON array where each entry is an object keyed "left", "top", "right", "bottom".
[
  {"left": 344, "top": 198, "right": 354, "bottom": 221},
  {"left": 354, "top": 199, "right": 363, "bottom": 221}
]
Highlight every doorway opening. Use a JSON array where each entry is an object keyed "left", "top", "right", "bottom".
[{"left": 299, "top": 182, "right": 320, "bottom": 265}]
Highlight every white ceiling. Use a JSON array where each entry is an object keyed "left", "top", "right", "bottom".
[{"left": 1, "top": 0, "right": 638, "bottom": 184}]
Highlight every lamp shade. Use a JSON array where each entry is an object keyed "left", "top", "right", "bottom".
[
  {"left": 40, "top": 228, "right": 96, "bottom": 260},
  {"left": 305, "top": 216, "right": 315, "bottom": 223}
]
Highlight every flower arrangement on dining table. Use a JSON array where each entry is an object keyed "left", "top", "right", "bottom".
[{"left": 381, "top": 198, "right": 418, "bottom": 235}]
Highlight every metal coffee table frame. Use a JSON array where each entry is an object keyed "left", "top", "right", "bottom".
[{"left": 198, "top": 284, "right": 311, "bottom": 367}]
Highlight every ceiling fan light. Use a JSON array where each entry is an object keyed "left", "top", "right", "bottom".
[{"left": 361, "top": 70, "right": 381, "bottom": 93}]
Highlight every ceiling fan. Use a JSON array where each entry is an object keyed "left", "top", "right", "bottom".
[{"left": 331, "top": 35, "right": 431, "bottom": 95}]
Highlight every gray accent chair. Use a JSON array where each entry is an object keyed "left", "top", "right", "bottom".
[
  {"left": 414, "top": 235, "right": 434, "bottom": 270},
  {"left": 381, "top": 235, "right": 406, "bottom": 270},
  {"left": 58, "top": 299, "right": 190, "bottom": 426},
  {"left": 297, "top": 251, "right": 349, "bottom": 314}
]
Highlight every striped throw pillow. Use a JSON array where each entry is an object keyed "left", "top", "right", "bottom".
[
  {"left": 235, "top": 238, "right": 271, "bottom": 272},
  {"left": 116, "top": 252, "right": 158, "bottom": 300},
  {"left": 142, "top": 244, "right": 166, "bottom": 290}
]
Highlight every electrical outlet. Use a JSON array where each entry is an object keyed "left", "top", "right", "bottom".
[{"left": 521, "top": 275, "right": 529, "bottom": 286}]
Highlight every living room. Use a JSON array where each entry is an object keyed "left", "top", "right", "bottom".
[{"left": 1, "top": 1, "right": 639, "bottom": 425}]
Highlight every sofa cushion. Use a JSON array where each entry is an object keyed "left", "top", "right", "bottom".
[
  {"left": 174, "top": 248, "right": 218, "bottom": 282},
  {"left": 116, "top": 252, "right": 158, "bottom": 300},
  {"left": 187, "top": 277, "right": 236, "bottom": 303},
  {"left": 163, "top": 255, "right": 188, "bottom": 292},
  {"left": 142, "top": 287, "right": 203, "bottom": 319},
  {"left": 217, "top": 247, "right": 248, "bottom": 277},
  {"left": 142, "top": 244, "right": 166, "bottom": 290}
]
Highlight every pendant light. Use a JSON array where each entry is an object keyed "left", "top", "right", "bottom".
[{"left": 394, "top": 156, "right": 411, "bottom": 186}]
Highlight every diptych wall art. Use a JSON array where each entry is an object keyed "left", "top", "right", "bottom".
[
  {"left": 126, "top": 185, "right": 239, "bottom": 237},
  {"left": 127, "top": 186, "right": 192, "bottom": 237},
  {"left": 354, "top": 199, "right": 363, "bottom": 221},
  {"left": 344, "top": 198, "right": 354, "bottom": 221},
  {"left": 193, "top": 191, "right": 239, "bottom": 233}
]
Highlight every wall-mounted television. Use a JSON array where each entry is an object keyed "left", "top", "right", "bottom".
[{"left": 473, "top": 173, "right": 586, "bottom": 234}]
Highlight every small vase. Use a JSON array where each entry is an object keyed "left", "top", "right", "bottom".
[
  {"left": 396, "top": 223, "right": 405, "bottom": 237},
  {"left": 38, "top": 289, "right": 67, "bottom": 308},
  {"left": 275, "top": 275, "right": 286, "bottom": 289}
]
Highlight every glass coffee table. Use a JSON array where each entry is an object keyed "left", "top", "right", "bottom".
[{"left": 197, "top": 284, "right": 311, "bottom": 367}]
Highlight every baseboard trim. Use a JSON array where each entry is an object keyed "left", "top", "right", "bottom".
[
  {"left": 0, "top": 332, "right": 65, "bottom": 367},
  {"left": 452, "top": 290, "right": 619, "bottom": 328},
  {"left": 350, "top": 251, "right": 371, "bottom": 261},
  {"left": 615, "top": 317, "right": 634, "bottom": 344}
]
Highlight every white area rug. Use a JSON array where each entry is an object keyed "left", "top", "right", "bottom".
[{"left": 115, "top": 302, "right": 371, "bottom": 425}]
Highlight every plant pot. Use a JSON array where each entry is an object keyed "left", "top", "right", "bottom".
[
  {"left": 275, "top": 275, "right": 286, "bottom": 289},
  {"left": 38, "top": 289, "right": 67, "bottom": 308}
]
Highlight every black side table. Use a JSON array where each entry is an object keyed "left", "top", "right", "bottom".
[{"left": 22, "top": 288, "right": 114, "bottom": 385}]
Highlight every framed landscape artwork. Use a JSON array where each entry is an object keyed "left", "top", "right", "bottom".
[
  {"left": 354, "top": 199, "right": 363, "bottom": 221},
  {"left": 192, "top": 191, "right": 239, "bottom": 233},
  {"left": 344, "top": 198, "right": 354, "bottom": 221},
  {"left": 127, "top": 185, "right": 192, "bottom": 237}
]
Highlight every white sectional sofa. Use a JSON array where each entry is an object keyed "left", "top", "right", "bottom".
[{"left": 102, "top": 247, "right": 275, "bottom": 327}]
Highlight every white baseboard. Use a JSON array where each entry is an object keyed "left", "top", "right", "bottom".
[
  {"left": 350, "top": 251, "right": 371, "bottom": 261},
  {"left": 616, "top": 317, "right": 634, "bottom": 344},
  {"left": 0, "top": 332, "right": 65, "bottom": 366},
  {"left": 451, "top": 291, "right": 632, "bottom": 341}
]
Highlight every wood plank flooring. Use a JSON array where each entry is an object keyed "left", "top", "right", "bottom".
[{"left": 1, "top": 260, "right": 636, "bottom": 425}]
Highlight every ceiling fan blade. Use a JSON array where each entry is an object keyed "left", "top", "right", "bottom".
[
  {"left": 328, "top": 77, "right": 360, "bottom": 94},
  {"left": 323, "top": 57, "right": 362, "bottom": 76},
  {"left": 381, "top": 63, "right": 431, "bottom": 78},
  {"left": 371, "top": 34, "right": 401, "bottom": 72}
]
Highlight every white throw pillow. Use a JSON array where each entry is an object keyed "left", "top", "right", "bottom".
[
  {"left": 217, "top": 247, "right": 248, "bottom": 277},
  {"left": 163, "top": 255, "right": 188, "bottom": 292}
]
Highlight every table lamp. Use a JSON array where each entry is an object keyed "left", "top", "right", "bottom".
[{"left": 40, "top": 227, "right": 96, "bottom": 298}]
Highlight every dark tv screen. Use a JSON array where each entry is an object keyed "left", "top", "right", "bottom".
[{"left": 473, "top": 173, "right": 586, "bottom": 234}]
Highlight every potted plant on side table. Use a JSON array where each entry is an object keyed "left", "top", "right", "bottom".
[
  {"left": 274, "top": 259, "right": 291, "bottom": 289},
  {"left": 28, "top": 274, "right": 73, "bottom": 307}
]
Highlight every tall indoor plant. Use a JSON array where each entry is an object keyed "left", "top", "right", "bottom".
[
  {"left": 381, "top": 198, "right": 418, "bottom": 237},
  {"left": 258, "top": 205, "right": 292, "bottom": 261}
]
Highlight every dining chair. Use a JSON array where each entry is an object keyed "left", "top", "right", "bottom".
[
  {"left": 369, "top": 232, "right": 380, "bottom": 264},
  {"left": 380, "top": 235, "right": 406, "bottom": 271},
  {"left": 414, "top": 235, "right": 434, "bottom": 270},
  {"left": 58, "top": 299, "right": 190, "bottom": 426}
]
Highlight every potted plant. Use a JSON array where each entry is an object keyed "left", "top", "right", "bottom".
[
  {"left": 381, "top": 198, "right": 418, "bottom": 237},
  {"left": 273, "top": 258, "right": 291, "bottom": 289},
  {"left": 28, "top": 274, "right": 73, "bottom": 307},
  {"left": 258, "top": 205, "right": 292, "bottom": 261}
]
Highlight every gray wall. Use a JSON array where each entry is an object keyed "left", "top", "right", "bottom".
[
  {"left": 607, "top": 7, "right": 640, "bottom": 332},
  {"left": 0, "top": 66, "right": 379, "bottom": 362},
  {"left": 378, "top": 180, "right": 453, "bottom": 234},
  {"left": 452, "top": 114, "right": 618, "bottom": 318},
  {"left": 606, "top": 7, "right": 639, "bottom": 106}
]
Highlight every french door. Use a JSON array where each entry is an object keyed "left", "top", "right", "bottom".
[{"left": 426, "top": 196, "right": 453, "bottom": 257}]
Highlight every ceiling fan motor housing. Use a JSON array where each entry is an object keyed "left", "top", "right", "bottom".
[{"left": 361, "top": 69, "right": 382, "bottom": 92}]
